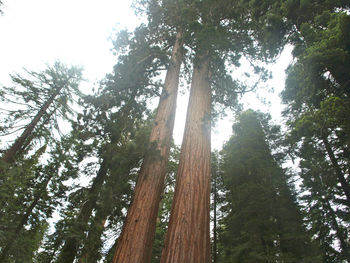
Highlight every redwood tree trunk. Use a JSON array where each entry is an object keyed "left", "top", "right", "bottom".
[
  {"left": 112, "top": 31, "right": 183, "bottom": 263},
  {"left": 160, "top": 51, "right": 211, "bottom": 263},
  {"left": 2, "top": 87, "right": 62, "bottom": 163}
]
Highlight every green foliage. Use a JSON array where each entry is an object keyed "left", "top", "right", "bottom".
[
  {"left": 281, "top": 4, "right": 350, "bottom": 260},
  {"left": 0, "top": 62, "right": 83, "bottom": 169},
  {"left": 282, "top": 98, "right": 350, "bottom": 261},
  {"left": 282, "top": 10, "right": 350, "bottom": 113},
  {"left": 218, "top": 110, "right": 321, "bottom": 263},
  {"left": 298, "top": 141, "right": 350, "bottom": 262},
  {"left": 0, "top": 61, "right": 83, "bottom": 138},
  {"left": 35, "top": 23, "right": 172, "bottom": 261},
  {"left": 0, "top": 137, "right": 80, "bottom": 262}
]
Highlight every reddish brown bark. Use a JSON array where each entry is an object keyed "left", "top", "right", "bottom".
[
  {"left": 2, "top": 87, "right": 62, "bottom": 163},
  {"left": 112, "top": 31, "right": 183, "bottom": 263},
  {"left": 160, "top": 52, "right": 211, "bottom": 263}
]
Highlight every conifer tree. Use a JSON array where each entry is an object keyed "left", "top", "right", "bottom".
[
  {"left": 297, "top": 142, "right": 350, "bottom": 262},
  {"left": 52, "top": 25, "right": 165, "bottom": 263},
  {"left": 0, "top": 135, "right": 80, "bottom": 262},
  {"left": 0, "top": 62, "right": 82, "bottom": 164},
  {"left": 211, "top": 151, "right": 225, "bottom": 263},
  {"left": 0, "top": 62, "right": 82, "bottom": 262},
  {"left": 281, "top": 0, "right": 350, "bottom": 206},
  {"left": 218, "top": 110, "right": 321, "bottom": 263},
  {"left": 281, "top": 5, "right": 350, "bottom": 259}
]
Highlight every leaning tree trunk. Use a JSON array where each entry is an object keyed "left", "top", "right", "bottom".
[
  {"left": 160, "top": 51, "right": 211, "bottom": 263},
  {"left": 56, "top": 160, "right": 108, "bottom": 263},
  {"left": 322, "top": 136, "right": 350, "bottom": 208},
  {"left": 78, "top": 207, "right": 108, "bottom": 263},
  {"left": 323, "top": 196, "right": 350, "bottom": 259},
  {"left": 315, "top": 173, "right": 350, "bottom": 260},
  {"left": 2, "top": 86, "right": 62, "bottom": 163},
  {"left": 112, "top": 31, "right": 183, "bottom": 263}
]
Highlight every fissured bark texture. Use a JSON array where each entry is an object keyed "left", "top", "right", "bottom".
[
  {"left": 112, "top": 31, "right": 183, "bottom": 263},
  {"left": 160, "top": 52, "right": 211, "bottom": 263}
]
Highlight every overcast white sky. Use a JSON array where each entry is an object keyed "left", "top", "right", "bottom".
[
  {"left": 0, "top": 0, "right": 138, "bottom": 82},
  {"left": 0, "top": 0, "right": 293, "bottom": 149}
]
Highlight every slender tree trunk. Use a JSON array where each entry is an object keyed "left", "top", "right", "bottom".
[
  {"left": 56, "top": 160, "right": 108, "bottom": 263},
  {"left": 0, "top": 175, "right": 51, "bottom": 261},
  {"left": 322, "top": 136, "right": 350, "bottom": 207},
  {"left": 323, "top": 197, "right": 350, "bottom": 259},
  {"left": 213, "top": 167, "right": 217, "bottom": 263},
  {"left": 2, "top": 87, "right": 63, "bottom": 163},
  {"left": 316, "top": 174, "right": 350, "bottom": 259},
  {"left": 160, "top": 51, "right": 211, "bottom": 263},
  {"left": 112, "top": 31, "right": 183, "bottom": 263},
  {"left": 78, "top": 209, "right": 108, "bottom": 263}
]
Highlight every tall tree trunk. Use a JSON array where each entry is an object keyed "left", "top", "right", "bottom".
[
  {"left": 112, "top": 31, "right": 183, "bottom": 263},
  {"left": 316, "top": 174, "right": 350, "bottom": 260},
  {"left": 0, "top": 175, "right": 52, "bottom": 261},
  {"left": 78, "top": 209, "right": 108, "bottom": 263},
  {"left": 2, "top": 87, "right": 62, "bottom": 163},
  {"left": 56, "top": 160, "right": 108, "bottom": 263},
  {"left": 160, "top": 51, "right": 211, "bottom": 263},
  {"left": 323, "top": 197, "right": 350, "bottom": 260},
  {"left": 322, "top": 136, "right": 350, "bottom": 208},
  {"left": 213, "top": 166, "right": 217, "bottom": 263}
]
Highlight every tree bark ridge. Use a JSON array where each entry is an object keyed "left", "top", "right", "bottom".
[
  {"left": 160, "top": 52, "right": 211, "bottom": 263},
  {"left": 112, "top": 31, "right": 183, "bottom": 263}
]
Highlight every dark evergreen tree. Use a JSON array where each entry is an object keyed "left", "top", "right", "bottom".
[
  {"left": 297, "top": 141, "right": 350, "bottom": 262},
  {"left": 0, "top": 135, "right": 81, "bottom": 262},
  {"left": 211, "top": 151, "right": 226, "bottom": 263},
  {"left": 0, "top": 62, "right": 83, "bottom": 262},
  {"left": 49, "top": 47, "right": 159, "bottom": 263},
  {"left": 281, "top": 4, "right": 350, "bottom": 261},
  {"left": 218, "top": 110, "right": 321, "bottom": 263}
]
